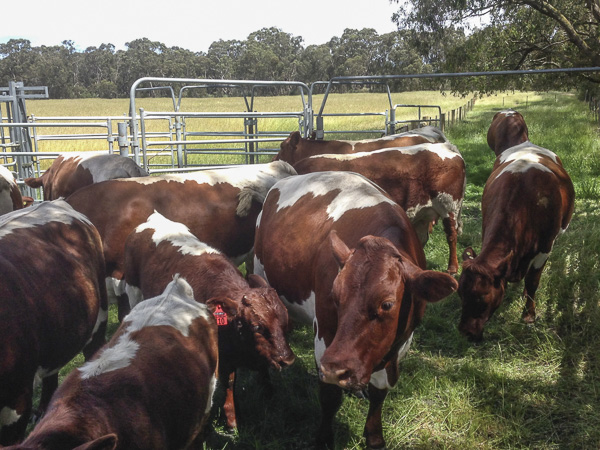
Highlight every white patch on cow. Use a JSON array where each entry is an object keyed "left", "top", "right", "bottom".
[
  {"left": 126, "top": 283, "right": 144, "bottom": 309},
  {"left": 106, "top": 276, "right": 127, "bottom": 303},
  {"left": 274, "top": 172, "right": 396, "bottom": 221},
  {"left": 0, "top": 407, "right": 20, "bottom": 426},
  {"left": 494, "top": 157, "right": 553, "bottom": 180},
  {"left": 313, "top": 142, "right": 461, "bottom": 163},
  {"left": 498, "top": 109, "right": 517, "bottom": 117},
  {"left": 120, "top": 161, "right": 296, "bottom": 188},
  {"left": 529, "top": 252, "right": 550, "bottom": 270},
  {"left": 405, "top": 192, "right": 462, "bottom": 225},
  {"left": 0, "top": 199, "right": 91, "bottom": 239},
  {"left": 205, "top": 374, "right": 218, "bottom": 414},
  {"left": 0, "top": 166, "right": 17, "bottom": 187},
  {"left": 499, "top": 141, "right": 559, "bottom": 165},
  {"left": 369, "top": 333, "right": 414, "bottom": 390},
  {"left": 80, "top": 276, "right": 211, "bottom": 380},
  {"left": 87, "top": 305, "right": 108, "bottom": 345},
  {"left": 137, "top": 211, "right": 221, "bottom": 257},
  {"left": 313, "top": 317, "right": 326, "bottom": 368}
]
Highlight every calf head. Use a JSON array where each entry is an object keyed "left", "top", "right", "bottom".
[
  {"left": 487, "top": 110, "right": 529, "bottom": 156},
  {"left": 207, "top": 275, "right": 295, "bottom": 372},
  {"left": 319, "top": 231, "right": 457, "bottom": 392},
  {"left": 458, "top": 247, "right": 510, "bottom": 341}
]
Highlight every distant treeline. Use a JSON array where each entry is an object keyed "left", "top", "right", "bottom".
[{"left": 0, "top": 27, "right": 465, "bottom": 99}]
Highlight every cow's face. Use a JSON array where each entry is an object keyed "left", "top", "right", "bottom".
[
  {"left": 458, "top": 254, "right": 507, "bottom": 341},
  {"left": 318, "top": 232, "right": 457, "bottom": 392},
  {"left": 236, "top": 276, "right": 295, "bottom": 371}
]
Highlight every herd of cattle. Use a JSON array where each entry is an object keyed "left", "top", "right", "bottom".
[{"left": 0, "top": 109, "right": 574, "bottom": 449}]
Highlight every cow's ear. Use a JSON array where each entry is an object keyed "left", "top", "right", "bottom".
[
  {"left": 206, "top": 296, "right": 239, "bottom": 320},
  {"left": 330, "top": 230, "right": 352, "bottom": 268},
  {"left": 494, "top": 251, "right": 513, "bottom": 281},
  {"left": 462, "top": 246, "right": 477, "bottom": 261},
  {"left": 73, "top": 434, "right": 118, "bottom": 450},
  {"left": 247, "top": 273, "right": 269, "bottom": 288},
  {"left": 409, "top": 268, "right": 458, "bottom": 304},
  {"left": 290, "top": 130, "right": 301, "bottom": 148}
]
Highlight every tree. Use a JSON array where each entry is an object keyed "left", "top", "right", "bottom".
[{"left": 392, "top": 0, "right": 600, "bottom": 86}]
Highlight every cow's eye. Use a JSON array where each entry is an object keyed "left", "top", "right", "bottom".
[
  {"left": 381, "top": 301, "right": 394, "bottom": 312},
  {"left": 252, "top": 324, "right": 264, "bottom": 333}
]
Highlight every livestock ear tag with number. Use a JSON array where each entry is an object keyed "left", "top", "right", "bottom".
[{"left": 213, "top": 304, "right": 228, "bottom": 326}]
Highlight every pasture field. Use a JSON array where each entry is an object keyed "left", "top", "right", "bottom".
[{"left": 29, "top": 91, "right": 600, "bottom": 449}]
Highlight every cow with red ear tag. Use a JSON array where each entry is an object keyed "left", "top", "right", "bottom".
[
  {"left": 123, "top": 211, "right": 295, "bottom": 429},
  {"left": 254, "top": 171, "right": 458, "bottom": 449}
]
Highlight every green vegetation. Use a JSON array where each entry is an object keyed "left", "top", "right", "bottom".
[{"left": 32, "top": 91, "right": 600, "bottom": 449}]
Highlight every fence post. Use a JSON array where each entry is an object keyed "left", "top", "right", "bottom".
[
  {"left": 118, "top": 122, "right": 129, "bottom": 157},
  {"left": 440, "top": 113, "right": 445, "bottom": 132}
]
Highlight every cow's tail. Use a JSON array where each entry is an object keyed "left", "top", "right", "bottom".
[
  {"left": 236, "top": 186, "right": 266, "bottom": 217},
  {"left": 24, "top": 177, "right": 43, "bottom": 188}
]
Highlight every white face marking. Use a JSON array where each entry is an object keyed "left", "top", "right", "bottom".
[
  {"left": 79, "top": 277, "right": 210, "bottom": 379},
  {"left": 0, "top": 407, "right": 21, "bottom": 426},
  {"left": 0, "top": 199, "right": 90, "bottom": 239},
  {"left": 274, "top": 172, "right": 396, "bottom": 221},
  {"left": 137, "top": 211, "right": 220, "bottom": 257},
  {"left": 314, "top": 317, "right": 326, "bottom": 368}
]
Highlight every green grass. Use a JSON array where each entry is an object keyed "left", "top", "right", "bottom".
[{"left": 25, "top": 91, "right": 600, "bottom": 449}]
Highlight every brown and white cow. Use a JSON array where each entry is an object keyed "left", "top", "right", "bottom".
[
  {"left": 66, "top": 161, "right": 297, "bottom": 320},
  {"left": 123, "top": 211, "right": 295, "bottom": 429},
  {"left": 5, "top": 276, "right": 219, "bottom": 450},
  {"left": 293, "top": 141, "right": 466, "bottom": 274},
  {"left": 0, "top": 200, "right": 108, "bottom": 445},
  {"left": 458, "top": 110, "right": 575, "bottom": 341},
  {"left": 254, "top": 171, "right": 458, "bottom": 449},
  {"left": 486, "top": 109, "right": 529, "bottom": 156},
  {"left": 24, "top": 152, "right": 148, "bottom": 201},
  {"left": 274, "top": 126, "right": 447, "bottom": 165},
  {"left": 0, "top": 166, "right": 24, "bottom": 215}
]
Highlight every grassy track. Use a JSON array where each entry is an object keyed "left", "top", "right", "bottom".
[{"left": 27, "top": 91, "right": 600, "bottom": 449}]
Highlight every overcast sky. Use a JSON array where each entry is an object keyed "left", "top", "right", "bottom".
[{"left": 1, "top": 0, "right": 402, "bottom": 53}]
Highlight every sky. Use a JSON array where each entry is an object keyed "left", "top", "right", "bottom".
[{"left": 1, "top": 0, "right": 402, "bottom": 53}]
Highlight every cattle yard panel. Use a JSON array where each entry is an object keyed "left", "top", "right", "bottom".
[
  {"left": 128, "top": 78, "right": 313, "bottom": 172},
  {"left": 390, "top": 104, "right": 443, "bottom": 132}
]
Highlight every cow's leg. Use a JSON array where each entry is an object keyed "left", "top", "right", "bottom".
[
  {"left": 39, "top": 374, "right": 58, "bottom": 415},
  {"left": 83, "top": 306, "right": 108, "bottom": 361},
  {"left": 117, "top": 293, "right": 131, "bottom": 322},
  {"left": 442, "top": 213, "right": 459, "bottom": 275},
  {"left": 363, "top": 384, "right": 388, "bottom": 449},
  {"left": 0, "top": 391, "right": 32, "bottom": 445},
  {"left": 222, "top": 371, "right": 238, "bottom": 429},
  {"left": 316, "top": 381, "right": 343, "bottom": 449},
  {"left": 522, "top": 263, "right": 545, "bottom": 323}
]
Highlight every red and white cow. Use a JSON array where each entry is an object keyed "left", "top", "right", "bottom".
[
  {"left": 0, "top": 166, "right": 24, "bottom": 215},
  {"left": 24, "top": 152, "right": 148, "bottom": 201},
  {"left": 274, "top": 126, "right": 447, "bottom": 165},
  {"left": 66, "top": 161, "right": 297, "bottom": 320},
  {"left": 123, "top": 211, "right": 295, "bottom": 429},
  {"left": 293, "top": 141, "right": 466, "bottom": 274},
  {"left": 5, "top": 276, "right": 219, "bottom": 450},
  {"left": 254, "top": 171, "right": 458, "bottom": 449},
  {"left": 486, "top": 109, "right": 529, "bottom": 156},
  {"left": 0, "top": 200, "right": 108, "bottom": 445},
  {"left": 458, "top": 110, "right": 575, "bottom": 341}
]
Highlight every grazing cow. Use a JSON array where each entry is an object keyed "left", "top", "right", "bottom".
[
  {"left": 5, "top": 276, "right": 219, "bottom": 450},
  {"left": 0, "top": 200, "right": 108, "bottom": 445},
  {"left": 66, "top": 161, "right": 297, "bottom": 320},
  {"left": 254, "top": 171, "right": 458, "bottom": 449},
  {"left": 24, "top": 152, "right": 148, "bottom": 201},
  {"left": 293, "top": 141, "right": 466, "bottom": 274},
  {"left": 274, "top": 126, "right": 447, "bottom": 165},
  {"left": 0, "top": 166, "right": 24, "bottom": 215},
  {"left": 458, "top": 111, "right": 575, "bottom": 341},
  {"left": 123, "top": 211, "right": 295, "bottom": 429}
]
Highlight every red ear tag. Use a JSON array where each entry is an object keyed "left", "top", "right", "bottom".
[{"left": 213, "top": 304, "right": 228, "bottom": 326}]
